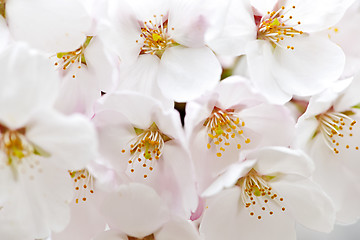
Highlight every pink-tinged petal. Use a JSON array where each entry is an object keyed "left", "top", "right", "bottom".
[
  {"left": 168, "top": 0, "right": 207, "bottom": 48},
  {"left": 245, "top": 40, "right": 292, "bottom": 104},
  {"left": 240, "top": 104, "right": 296, "bottom": 147},
  {"left": 155, "top": 217, "right": 201, "bottom": 240},
  {"left": 101, "top": 183, "right": 170, "bottom": 238},
  {"left": 161, "top": 141, "right": 198, "bottom": 214},
  {"left": 272, "top": 174, "right": 336, "bottom": 233},
  {"left": 284, "top": 0, "right": 355, "bottom": 33},
  {"left": 249, "top": 147, "right": 314, "bottom": 177},
  {"left": 157, "top": 46, "right": 221, "bottom": 102},
  {"left": 200, "top": 187, "right": 296, "bottom": 240},
  {"left": 205, "top": 0, "right": 257, "bottom": 56},
  {"left": 6, "top": 0, "right": 91, "bottom": 53},
  {"left": 210, "top": 76, "right": 267, "bottom": 110},
  {"left": 117, "top": 54, "right": 173, "bottom": 110},
  {"left": 0, "top": 43, "right": 60, "bottom": 129},
  {"left": 272, "top": 36, "right": 345, "bottom": 97},
  {"left": 26, "top": 109, "right": 97, "bottom": 170}
]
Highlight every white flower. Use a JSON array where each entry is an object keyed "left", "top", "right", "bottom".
[
  {"left": 185, "top": 76, "right": 295, "bottom": 193},
  {"left": 295, "top": 75, "right": 360, "bottom": 224},
  {"left": 0, "top": 43, "right": 98, "bottom": 238},
  {"left": 94, "top": 183, "right": 201, "bottom": 240},
  {"left": 205, "top": 0, "right": 349, "bottom": 104},
  {"left": 200, "top": 147, "right": 336, "bottom": 240},
  {"left": 99, "top": 0, "right": 222, "bottom": 102},
  {"left": 92, "top": 92, "right": 198, "bottom": 216}
]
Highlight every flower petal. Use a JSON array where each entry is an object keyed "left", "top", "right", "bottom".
[
  {"left": 157, "top": 46, "right": 221, "bottom": 102},
  {"left": 245, "top": 40, "right": 292, "bottom": 104},
  {"left": 26, "top": 109, "right": 98, "bottom": 170},
  {"left": 272, "top": 174, "right": 336, "bottom": 232},
  {"left": 272, "top": 36, "right": 345, "bottom": 97},
  {"left": 101, "top": 183, "right": 170, "bottom": 238},
  {"left": 200, "top": 187, "right": 296, "bottom": 240},
  {"left": 156, "top": 217, "right": 201, "bottom": 240},
  {"left": 6, "top": 0, "right": 91, "bottom": 53},
  {"left": 0, "top": 43, "right": 60, "bottom": 129}
]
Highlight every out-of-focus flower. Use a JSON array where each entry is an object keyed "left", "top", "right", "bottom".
[
  {"left": 0, "top": 43, "right": 98, "bottom": 239},
  {"left": 94, "top": 183, "right": 201, "bottom": 240}
]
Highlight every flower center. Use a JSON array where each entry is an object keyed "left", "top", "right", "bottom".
[
  {"left": 316, "top": 111, "right": 358, "bottom": 154},
  {"left": 69, "top": 169, "right": 94, "bottom": 204},
  {"left": 138, "top": 15, "right": 176, "bottom": 58},
  {"left": 122, "top": 122, "right": 172, "bottom": 179},
  {"left": 0, "top": 124, "right": 45, "bottom": 180},
  {"left": 128, "top": 234, "right": 155, "bottom": 240},
  {"left": 257, "top": 5, "right": 303, "bottom": 49},
  {"left": 236, "top": 169, "right": 285, "bottom": 220},
  {"left": 54, "top": 36, "right": 93, "bottom": 78},
  {"left": 203, "top": 107, "right": 250, "bottom": 158}
]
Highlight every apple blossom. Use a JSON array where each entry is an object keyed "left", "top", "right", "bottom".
[{"left": 200, "top": 147, "right": 335, "bottom": 240}]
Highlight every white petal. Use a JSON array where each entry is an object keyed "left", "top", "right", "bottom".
[
  {"left": 251, "top": 0, "right": 278, "bottom": 15},
  {"left": 249, "top": 147, "right": 314, "bottom": 177},
  {"left": 100, "top": 0, "right": 142, "bottom": 63},
  {"left": 245, "top": 40, "right": 292, "bottom": 104},
  {"left": 101, "top": 183, "right": 170, "bottom": 238},
  {"left": 272, "top": 174, "right": 336, "bottom": 232},
  {"left": 200, "top": 187, "right": 296, "bottom": 240},
  {"left": 202, "top": 160, "right": 256, "bottom": 198},
  {"left": 240, "top": 103, "right": 296, "bottom": 147},
  {"left": 92, "top": 110, "right": 135, "bottom": 173},
  {"left": 0, "top": 43, "right": 60, "bottom": 129},
  {"left": 157, "top": 46, "right": 221, "bottom": 102},
  {"left": 155, "top": 217, "right": 201, "bottom": 240},
  {"left": 54, "top": 65, "right": 101, "bottom": 117},
  {"left": 205, "top": 0, "right": 257, "bottom": 56},
  {"left": 286, "top": 0, "right": 355, "bottom": 32},
  {"left": 94, "top": 230, "right": 128, "bottom": 240},
  {"left": 117, "top": 54, "right": 173, "bottom": 110},
  {"left": 168, "top": 0, "right": 207, "bottom": 47},
  {"left": 272, "top": 36, "right": 345, "bottom": 97},
  {"left": 6, "top": 0, "right": 91, "bottom": 53},
  {"left": 26, "top": 109, "right": 98, "bottom": 170}
]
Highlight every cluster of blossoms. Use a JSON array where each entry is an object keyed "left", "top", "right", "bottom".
[{"left": 0, "top": 0, "right": 360, "bottom": 239}]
